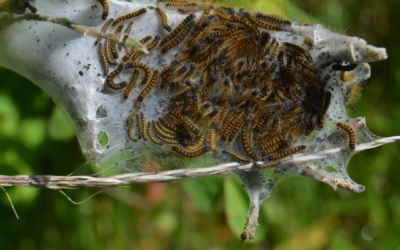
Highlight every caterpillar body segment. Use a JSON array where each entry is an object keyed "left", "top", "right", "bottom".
[
  {"left": 98, "top": 43, "right": 109, "bottom": 77},
  {"left": 124, "top": 69, "right": 140, "bottom": 100},
  {"left": 171, "top": 146, "right": 210, "bottom": 158},
  {"left": 94, "top": 18, "right": 114, "bottom": 46},
  {"left": 222, "top": 150, "right": 250, "bottom": 163},
  {"left": 156, "top": 7, "right": 172, "bottom": 32},
  {"left": 97, "top": 0, "right": 109, "bottom": 20},
  {"left": 127, "top": 119, "right": 138, "bottom": 142},
  {"left": 148, "top": 122, "right": 163, "bottom": 145},
  {"left": 267, "top": 145, "right": 307, "bottom": 161},
  {"left": 137, "top": 69, "right": 159, "bottom": 103},
  {"left": 336, "top": 122, "right": 356, "bottom": 151},
  {"left": 112, "top": 8, "right": 147, "bottom": 26},
  {"left": 110, "top": 24, "right": 124, "bottom": 59},
  {"left": 160, "top": 14, "right": 196, "bottom": 46},
  {"left": 105, "top": 39, "right": 118, "bottom": 65},
  {"left": 106, "top": 64, "right": 127, "bottom": 90}
]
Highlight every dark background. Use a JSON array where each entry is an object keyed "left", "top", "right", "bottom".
[{"left": 0, "top": 0, "right": 399, "bottom": 249}]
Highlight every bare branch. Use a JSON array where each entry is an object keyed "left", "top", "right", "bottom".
[
  {"left": 0, "top": 13, "right": 147, "bottom": 53},
  {"left": 0, "top": 136, "right": 398, "bottom": 190}
]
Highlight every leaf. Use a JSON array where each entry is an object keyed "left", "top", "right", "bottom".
[{"left": 184, "top": 176, "right": 223, "bottom": 213}]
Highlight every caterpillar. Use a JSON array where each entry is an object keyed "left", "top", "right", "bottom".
[
  {"left": 125, "top": 63, "right": 151, "bottom": 86},
  {"left": 186, "top": 133, "right": 205, "bottom": 151},
  {"left": 126, "top": 106, "right": 141, "bottom": 123},
  {"left": 169, "top": 111, "right": 200, "bottom": 134},
  {"left": 244, "top": 12, "right": 283, "bottom": 32},
  {"left": 160, "top": 14, "right": 196, "bottom": 46},
  {"left": 160, "top": 21, "right": 195, "bottom": 54},
  {"left": 97, "top": 0, "right": 109, "bottom": 20},
  {"left": 136, "top": 114, "right": 143, "bottom": 140},
  {"left": 336, "top": 122, "right": 356, "bottom": 151},
  {"left": 267, "top": 145, "right": 307, "bottom": 161},
  {"left": 123, "top": 35, "right": 153, "bottom": 62},
  {"left": 112, "top": 8, "right": 147, "bottom": 27},
  {"left": 153, "top": 121, "right": 177, "bottom": 140},
  {"left": 110, "top": 24, "right": 124, "bottom": 59},
  {"left": 127, "top": 119, "right": 138, "bottom": 142},
  {"left": 94, "top": 18, "right": 114, "bottom": 46},
  {"left": 148, "top": 122, "right": 163, "bottom": 145},
  {"left": 255, "top": 161, "right": 282, "bottom": 169},
  {"left": 104, "top": 39, "right": 118, "bottom": 65},
  {"left": 155, "top": 7, "right": 171, "bottom": 32},
  {"left": 124, "top": 69, "right": 140, "bottom": 100},
  {"left": 141, "top": 112, "right": 148, "bottom": 141},
  {"left": 171, "top": 146, "right": 210, "bottom": 158},
  {"left": 106, "top": 64, "right": 127, "bottom": 90},
  {"left": 222, "top": 150, "right": 250, "bottom": 163},
  {"left": 137, "top": 69, "right": 159, "bottom": 103},
  {"left": 98, "top": 43, "right": 109, "bottom": 77}
]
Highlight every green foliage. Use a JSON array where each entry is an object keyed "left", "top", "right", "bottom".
[{"left": 0, "top": 0, "right": 399, "bottom": 249}]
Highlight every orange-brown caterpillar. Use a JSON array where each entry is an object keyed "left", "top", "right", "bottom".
[
  {"left": 336, "top": 122, "right": 356, "bottom": 151},
  {"left": 255, "top": 161, "right": 281, "bottom": 169},
  {"left": 123, "top": 35, "right": 153, "bottom": 62},
  {"left": 110, "top": 24, "right": 124, "bottom": 59},
  {"left": 255, "top": 13, "right": 291, "bottom": 27},
  {"left": 160, "top": 21, "right": 195, "bottom": 54},
  {"left": 124, "top": 69, "right": 139, "bottom": 100},
  {"left": 260, "top": 142, "right": 286, "bottom": 157},
  {"left": 178, "top": 5, "right": 203, "bottom": 14},
  {"left": 267, "top": 145, "right": 306, "bottom": 161},
  {"left": 97, "top": 0, "right": 109, "bottom": 21},
  {"left": 242, "top": 118, "right": 256, "bottom": 160},
  {"left": 171, "top": 146, "right": 210, "bottom": 158},
  {"left": 137, "top": 69, "right": 159, "bottom": 103},
  {"left": 283, "top": 42, "right": 313, "bottom": 63},
  {"left": 222, "top": 150, "right": 250, "bottom": 163},
  {"left": 98, "top": 43, "right": 109, "bottom": 77},
  {"left": 126, "top": 106, "right": 141, "bottom": 123},
  {"left": 130, "top": 35, "right": 161, "bottom": 62},
  {"left": 94, "top": 18, "right": 114, "bottom": 46},
  {"left": 160, "top": 14, "right": 196, "bottom": 46},
  {"left": 125, "top": 62, "right": 151, "bottom": 86},
  {"left": 169, "top": 111, "right": 200, "bottom": 134},
  {"left": 136, "top": 114, "right": 143, "bottom": 140},
  {"left": 186, "top": 133, "right": 205, "bottom": 151},
  {"left": 106, "top": 64, "right": 127, "bottom": 89},
  {"left": 112, "top": 8, "right": 147, "bottom": 26},
  {"left": 156, "top": 7, "right": 172, "bottom": 32},
  {"left": 153, "top": 121, "right": 177, "bottom": 140},
  {"left": 127, "top": 119, "right": 138, "bottom": 142},
  {"left": 155, "top": 133, "right": 180, "bottom": 144},
  {"left": 141, "top": 112, "right": 148, "bottom": 141},
  {"left": 159, "top": 118, "right": 178, "bottom": 133},
  {"left": 153, "top": 121, "right": 177, "bottom": 139},
  {"left": 165, "top": 2, "right": 197, "bottom": 8},
  {"left": 244, "top": 12, "right": 282, "bottom": 32},
  {"left": 148, "top": 122, "right": 163, "bottom": 145},
  {"left": 105, "top": 39, "right": 118, "bottom": 65},
  {"left": 209, "top": 129, "right": 217, "bottom": 152}
]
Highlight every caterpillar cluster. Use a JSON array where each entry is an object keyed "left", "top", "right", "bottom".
[{"left": 95, "top": 1, "right": 357, "bottom": 167}]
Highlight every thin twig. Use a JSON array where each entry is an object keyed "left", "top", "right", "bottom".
[
  {"left": 1, "top": 186, "right": 19, "bottom": 219},
  {"left": 0, "top": 136, "right": 398, "bottom": 189},
  {"left": 58, "top": 190, "right": 103, "bottom": 205},
  {"left": 1, "top": 13, "right": 147, "bottom": 53}
]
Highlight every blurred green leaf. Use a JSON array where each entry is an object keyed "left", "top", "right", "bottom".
[
  {"left": 19, "top": 118, "right": 46, "bottom": 148},
  {"left": 184, "top": 176, "right": 223, "bottom": 213},
  {"left": 48, "top": 107, "right": 74, "bottom": 141},
  {"left": 0, "top": 94, "right": 19, "bottom": 138}
]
